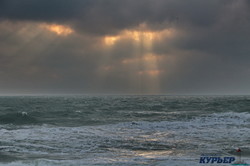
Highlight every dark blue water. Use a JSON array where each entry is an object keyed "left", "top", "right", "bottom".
[{"left": 0, "top": 95, "right": 249, "bottom": 165}]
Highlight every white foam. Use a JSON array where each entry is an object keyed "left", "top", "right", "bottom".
[{"left": 0, "top": 111, "right": 249, "bottom": 165}]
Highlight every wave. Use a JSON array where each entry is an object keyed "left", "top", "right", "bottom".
[{"left": 0, "top": 112, "right": 39, "bottom": 125}]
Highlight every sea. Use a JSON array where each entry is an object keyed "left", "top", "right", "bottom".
[{"left": 0, "top": 95, "right": 249, "bottom": 166}]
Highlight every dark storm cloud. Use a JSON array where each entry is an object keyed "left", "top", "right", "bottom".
[
  {"left": 0, "top": 21, "right": 98, "bottom": 93},
  {"left": 0, "top": 0, "right": 228, "bottom": 35},
  {"left": 142, "top": 0, "right": 250, "bottom": 94},
  {"left": 1, "top": 0, "right": 250, "bottom": 94},
  {"left": 0, "top": 0, "right": 89, "bottom": 21}
]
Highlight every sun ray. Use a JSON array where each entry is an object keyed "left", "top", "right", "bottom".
[{"left": 100, "top": 26, "right": 176, "bottom": 94}]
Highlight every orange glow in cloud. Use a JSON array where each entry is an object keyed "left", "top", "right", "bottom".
[
  {"left": 103, "top": 28, "right": 175, "bottom": 46},
  {"left": 101, "top": 25, "right": 175, "bottom": 93},
  {"left": 41, "top": 24, "right": 73, "bottom": 36},
  {"left": 102, "top": 65, "right": 114, "bottom": 71},
  {"left": 104, "top": 36, "right": 119, "bottom": 46},
  {"left": 125, "top": 31, "right": 154, "bottom": 41},
  {"left": 143, "top": 54, "right": 164, "bottom": 62},
  {"left": 138, "top": 70, "right": 162, "bottom": 76},
  {"left": 122, "top": 54, "right": 163, "bottom": 65}
]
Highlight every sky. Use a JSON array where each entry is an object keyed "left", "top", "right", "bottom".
[{"left": 0, "top": 0, "right": 250, "bottom": 95}]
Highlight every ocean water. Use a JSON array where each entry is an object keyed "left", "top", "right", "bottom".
[{"left": 0, "top": 95, "right": 249, "bottom": 166}]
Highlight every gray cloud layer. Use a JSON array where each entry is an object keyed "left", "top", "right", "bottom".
[
  {"left": 0, "top": 0, "right": 229, "bottom": 34},
  {"left": 0, "top": 0, "right": 250, "bottom": 94}
]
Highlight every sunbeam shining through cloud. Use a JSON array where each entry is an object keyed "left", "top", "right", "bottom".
[
  {"left": 1, "top": 0, "right": 250, "bottom": 95},
  {"left": 100, "top": 27, "right": 176, "bottom": 93},
  {"left": 1, "top": 2, "right": 250, "bottom": 166}
]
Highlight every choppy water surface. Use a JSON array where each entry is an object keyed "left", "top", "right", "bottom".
[{"left": 0, "top": 95, "right": 249, "bottom": 165}]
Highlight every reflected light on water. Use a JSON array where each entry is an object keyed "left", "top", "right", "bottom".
[{"left": 135, "top": 150, "right": 173, "bottom": 158}]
